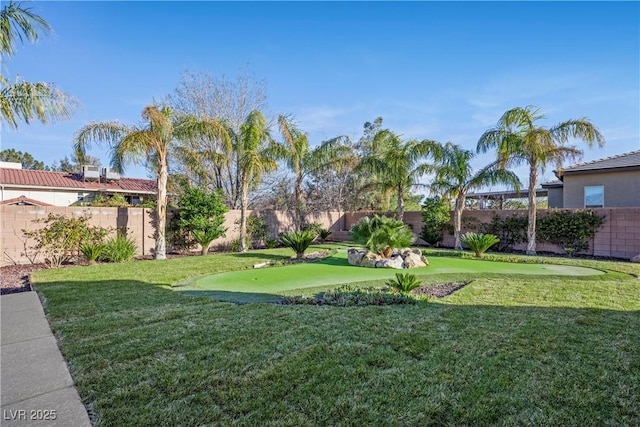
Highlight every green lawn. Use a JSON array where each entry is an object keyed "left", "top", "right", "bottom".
[
  {"left": 32, "top": 245, "right": 640, "bottom": 426},
  {"left": 177, "top": 249, "right": 604, "bottom": 303}
]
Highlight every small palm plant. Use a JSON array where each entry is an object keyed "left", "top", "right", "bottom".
[
  {"left": 460, "top": 232, "right": 500, "bottom": 258},
  {"left": 385, "top": 273, "right": 421, "bottom": 294},
  {"left": 278, "top": 230, "right": 318, "bottom": 259},
  {"left": 80, "top": 242, "right": 104, "bottom": 265},
  {"left": 192, "top": 229, "right": 221, "bottom": 256},
  {"left": 318, "top": 229, "right": 332, "bottom": 243}
]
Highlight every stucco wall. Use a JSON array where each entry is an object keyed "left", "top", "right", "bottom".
[
  {"left": 546, "top": 187, "right": 564, "bottom": 208},
  {"left": 2, "top": 206, "right": 639, "bottom": 265},
  {"left": 1, "top": 188, "right": 84, "bottom": 206},
  {"left": 563, "top": 170, "right": 640, "bottom": 208}
]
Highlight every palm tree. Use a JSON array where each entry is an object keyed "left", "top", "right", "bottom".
[
  {"left": 275, "top": 115, "right": 352, "bottom": 230},
  {"left": 358, "top": 129, "right": 442, "bottom": 222},
  {"left": 477, "top": 106, "right": 604, "bottom": 255},
  {"left": 432, "top": 143, "right": 521, "bottom": 250},
  {"left": 1, "top": 1, "right": 73, "bottom": 129},
  {"left": 237, "top": 110, "right": 277, "bottom": 252},
  {"left": 74, "top": 105, "right": 229, "bottom": 259}
]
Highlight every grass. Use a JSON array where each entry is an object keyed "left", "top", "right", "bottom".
[
  {"left": 177, "top": 250, "right": 604, "bottom": 303},
  {"left": 31, "top": 244, "right": 640, "bottom": 426}
]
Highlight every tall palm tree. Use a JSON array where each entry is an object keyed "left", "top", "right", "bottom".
[
  {"left": 74, "top": 105, "right": 229, "bottom": 259},
  {"left": 275, "top": 115, "right": 352, "bottom": 230},
  {"left": 237, "top": 110, "right": 277, "bottom": 251},
  {"left": 1, "top": 0, "right": 73, "bottom": 129},
  {"left": 477, "top": 106, "right": 604, "bottom": 255},
  {"left": 358, "top": 129, "right": 442, "bottom": 222},
  {"left": 432, "top": 143, "right": 521, "bottom": 250}
]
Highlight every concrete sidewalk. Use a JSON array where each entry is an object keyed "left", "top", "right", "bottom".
[{"left": 1, "top": 291, "right": 91, "bottom": 427}]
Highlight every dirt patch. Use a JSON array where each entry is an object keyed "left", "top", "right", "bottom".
[
  {"left": 411, "top": 282, "right": 470, "bottom": 298},
  {"left": 1, "top": 264, "right": 47, "bottom": 295}
]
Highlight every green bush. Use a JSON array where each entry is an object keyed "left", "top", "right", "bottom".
[
  {"left": 282, "top": 284, "right": 417, "bottom": 306},
  {"left": 349, "top": 215, "right": 415, "bottom": 257},
  {"left": 278, "top": 230, "right": 318, "bottom": 259},
  {"left": 176, "top": 188, "right": 228, "bottom": 255},
  {"left": 265, "top": 237, "right": 278, "bottom": 249},
  {"left": 537, "top": 210, "right": 604, "bottom": 255},
  {"left": 318, "top": 229, "right": 332, "bottom": 243},
  {"left": 101, "top": 233, "right": 137, "bottom": 262},
  {"left": 22, "top": 213, "right": 111, "bottom": 268},
  {"left": 385, "top": 273, "right": 422, "bottom": 293},
  {"left": 460, "top": 232, "right": 500, "bottom": 258},
  {"left": 420, "top": 197, "right": 451, "bottom": 245},
  {"left": 301, "top": 222, "right": 323, "bottom": 235},
  {"left": 481, "top": 214, "right": 528, "bottom": 252},
  {"left": 227, "top": 238, "right": 242, "bottom": 253},
  {"left": 88, "top": 193, "right": 130, "bottom": 207},
  {"left": 80, "top": 242, "right": 105, "bottom": 265}
]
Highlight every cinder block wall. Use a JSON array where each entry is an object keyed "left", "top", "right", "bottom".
[{"left": 2, "top": 206, "right": 639, "bottom": 265}]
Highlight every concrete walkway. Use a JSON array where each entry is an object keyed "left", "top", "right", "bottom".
[{"left": 1, "top": 291, "right": 91, "bottom": 427}]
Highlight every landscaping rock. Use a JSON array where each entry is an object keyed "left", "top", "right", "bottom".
[
  {"left": 347, "top": 248, "right": 365, "bottom": 266},
  {"left": 347, "top": 248, "right": 428, "bottom": 269},
  {"left": 403, "top": 252, "right": 427, "bottom": 268},
  {"left": 631, "top": 254, "right": 640, "bottom": 263},
  {"left": 375, "top": 255, "right": 405, "bottom": 269}
]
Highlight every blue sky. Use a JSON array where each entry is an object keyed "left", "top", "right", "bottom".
[{"left": 2, "top": 1, "right": 639, "bottom": 186}]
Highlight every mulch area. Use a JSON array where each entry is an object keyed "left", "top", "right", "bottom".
[
  {"left": 1, "top": 264, "right": 46, "bottom": 295},
  {"left": 411, "top": 282, "right": 470, "bottom": 298}
]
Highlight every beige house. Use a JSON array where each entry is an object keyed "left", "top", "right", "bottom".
[
  {"left": 542, "top": 150, "right": 640, "bottom": 208},
  {"left": 0, "top": 162, "right": 156, "bottom": 207}
]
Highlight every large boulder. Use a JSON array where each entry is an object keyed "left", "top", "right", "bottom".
[
  {"left": 361, "top": 251, "right": 382, "bottom": 268},
  {"left": 376, "top": 255, "right": 405, "bottom": 269},
  {"left": 347, "top": 248, "right": 365, "bottom": 266},
  {"left": 403, "top": 252, "right": 427, "bottom": 268}
]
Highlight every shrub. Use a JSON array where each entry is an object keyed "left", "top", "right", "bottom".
[
  {"left": 537, "top": 210, "right": 604, "bottom": 255},
  {"left": 420, "top": 197, "right": 451, "bottom": 245},
  {"left": 281, "top": 285, "right": 417, "bottom": 306},
  {"left": 101, "top": 233, "right": 137, "bottom": 262},
  {"left": 88, "top": 193, "right": 130, "bottom": 207},
  {"left": 350, "top": 215, "right": 415, "bottom": 258},
  {"left": 481, "top": 214, "right": 528, "bottom": 252},
  {"left": 460, "top": 232, "right": 500, "bottom": 258},
  {"left": 301, "top": 222, "right": 323, "bottom": 235},
  {"left": 265, "top": 237, "right": 278, "bottom": 249},
  {"left": 318, "top": 229, "right": 332, "bottom": 243},
  {"left": 234, "top": 214, "right": 272, "bottom": 249},
  {"left": 176, "top": 188, "right": 228, "bottom": 255},
  {"left": 227, "top": 238, "right": 242, "bottom": 253},
  {"left": 278, "top": 230, "right": 318, "bottom": 259},
  {"left": 80, "top": 242, "right": 104, "bottom": 265},
  {"left": 22, "top": 213, "right": 110, "bottom": 268},
  {"left": 385, "top": 273, "right": 422, "bottom": 293}
]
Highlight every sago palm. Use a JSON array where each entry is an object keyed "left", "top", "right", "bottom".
[
  {"left": 74, "top": 105, "right": 229, "bottom": 259},
  {"left": 432, "top": 142, "right": 520, "bottom": 250},
  {"left": 477, "top": 106, "right": 604, "bottom": 255}
]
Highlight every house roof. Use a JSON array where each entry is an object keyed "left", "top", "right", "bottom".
[
  {"left": 541, "top": 180, "right": 563, "bottom": 188},
  {"left": 558, "top": 150, "right": 640, "bottom": 175},
  {"left": 0, "top": 195, "right": 53, "bottom": 206},
  {"left": 0, "top": 168, "right": 156, "bottom": 194}
]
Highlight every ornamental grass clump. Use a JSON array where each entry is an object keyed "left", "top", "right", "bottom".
[
  {"left": 460, "top": 232, "right": 500, "bottom": 258},
  {"left": 278, "top": 230, "right": 318, "bottom": 259},
  {"left": 80, "top": 242, "right": 105, "bottom": 265},
  {"left": 101, "top": 234, "right": 137, "bottom": 262},
  {"left": 349, "top": 215, "right": 415, "bottom": 258}
]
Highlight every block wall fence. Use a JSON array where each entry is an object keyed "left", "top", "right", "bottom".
[{"left": 1, "top": 206, "right": 639, "bottom": 265}]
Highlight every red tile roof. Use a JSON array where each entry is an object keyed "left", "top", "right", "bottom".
[
  {"left": 0, "top": 168, "right": 156, "bottom": 194},
  {"left": 0, "top": 195, "right": 53, "bottom": 206}
]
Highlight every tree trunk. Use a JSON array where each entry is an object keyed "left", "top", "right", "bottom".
[
  {"left": 239, "top": 180, "right": 249, "bottom": 252},
  {"left": 397, "top": 183, "right": 404, "bottom": 222},
  {"left": 295, "top": 173, "right": 304, "bottom": 231},
  {"left": 453, "top": 194, "right": 465, "bottom": 250},
  {"left": 526, "top": 163, "right": 538, "bottom": 255},
  {"left": 155, "top": 160, "right": 168, "bottom": 260},
  {"left": 200, "top": 243, "right": 209, "bottom": 256}
]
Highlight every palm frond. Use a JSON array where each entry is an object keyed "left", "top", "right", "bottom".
[{"left": 1, "top": 0, "right": 51, "bottom": 57}]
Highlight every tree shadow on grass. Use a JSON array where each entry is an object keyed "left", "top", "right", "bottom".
[{"left": 177, "top": 289, "right": 284, "bottom": 304}]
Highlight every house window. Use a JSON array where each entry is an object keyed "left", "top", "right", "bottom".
[
  {"left": 77, "top": 192, "right": 85, "bottom": 202},
  {"left": 584, "top": 186, "right": 604, "bottom": 208}
]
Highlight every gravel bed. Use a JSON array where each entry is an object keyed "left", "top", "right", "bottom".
[{"left": 0, "top": 264, "right": 46, "bottom": 295}]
